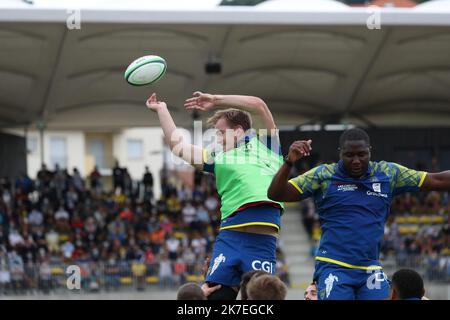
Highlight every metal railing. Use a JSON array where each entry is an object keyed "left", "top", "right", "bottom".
[
  {"left": 381, "top": 255, "right": 450, "bottom": 283},
  {"left": 0, "top": 255, "right": 447, "bottom": 296},
  {"left": 0, "top": 261, "right": 204, "bottom": 296}
]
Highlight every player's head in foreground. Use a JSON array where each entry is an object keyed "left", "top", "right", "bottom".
[
  {"left": 177, "top": 282, "right": 206, "bottom": 300},
  {"left": 184, "top": 91, "right": 253, "bottom": 152},
  {"left": 304, "top": 281, "right": 318, "bottom": 301},
  {"left": 206, "top": 108, "right": 252, "bottom": 152},
  {"left": 390, "top": 269, "right": 425, "bottom": 300},
  {"left": 339, "top": 128, "right": 371, "bottom": 179},
  {"left": 240, "top": 270, "right": 269, "bottom": 300},
  {"left": 246, "top": 274, "right": 287, "bottom": 300}
]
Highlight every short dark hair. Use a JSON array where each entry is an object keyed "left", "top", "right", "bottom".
[
  {"left": 339, "top": 128, "right": 370, "bottom": 148},
  {"left": 391, "top": 269, "right": 424, "bottom": 300},
  {"left": 240, "top": 270, "right": 268, "bottom": 300},
  {"left": 176, "top": 283, "right": 206, "bottom": 300},
  {"left": 246, "top": 275, "right": 287, "bottom": 300}
]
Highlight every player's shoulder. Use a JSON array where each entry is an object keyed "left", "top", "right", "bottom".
[
  {"left": 370, "top": 161, "right": 405, "bottom": 176},
  {"left": 308, "top": 163, "right": 338, "bottom": 178}
]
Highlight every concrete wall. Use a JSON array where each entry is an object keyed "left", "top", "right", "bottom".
[
  {"left": 113, "top": 127, "right": 164, "bottom": 198},
  {"left": 7, "top": 128, "right": 167, "bottom": 198},
  {"left": 25, "top": 130, "right": 85, "bottom": 177},
  {"left": 84, "top": 132, "right": 114, "bottom": 172}
]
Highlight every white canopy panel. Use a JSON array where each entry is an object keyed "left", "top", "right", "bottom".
[
  {"left": 414, "top": 0, "right": 450, "bottom": 11},
  {"left": 1, "top": 2, "right": 450, "bottom": 130},
  {"left": 256, "top": 0, "right": 350, "bottom": 11}
]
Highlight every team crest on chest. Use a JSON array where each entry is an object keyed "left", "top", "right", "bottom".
[
  {"left": 372, "top": 183, "right": 381, "bottom": 193},
  {"left": 372, "top": 182, "right": 381, "bottom": 192}
]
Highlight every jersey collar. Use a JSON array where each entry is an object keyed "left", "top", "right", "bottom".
[{"left": 236, "top": 129, "right": 257, "bottom": 148}]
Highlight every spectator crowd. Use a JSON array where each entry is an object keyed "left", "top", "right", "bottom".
[{"left": 0, "top": 163, "right": 289, "bottom": 295}]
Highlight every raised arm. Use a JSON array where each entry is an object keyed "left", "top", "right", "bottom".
[
  {"left": 421, "top": 171, "right": 450, "bottom": 191},
  {"left": 267, "top": 140, "right": 312, "bottom": 202},
  {"left": 146, "top": 93, "right": 203, "bottom": 170},
  {"left": 184, "top": 91, "right": 277, "bottom": 131}
]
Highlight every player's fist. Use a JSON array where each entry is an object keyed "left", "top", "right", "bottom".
[{"left": 287, "top": 140, "right": 312, "bottom": 162}]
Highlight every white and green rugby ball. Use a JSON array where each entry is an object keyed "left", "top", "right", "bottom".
[{"left": 124, "top": 55, "right": 167, "bottom": 86}]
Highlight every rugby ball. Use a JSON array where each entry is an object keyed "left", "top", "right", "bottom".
[{"left": 124, "top": 55, "right": 167, "bottom": 86}]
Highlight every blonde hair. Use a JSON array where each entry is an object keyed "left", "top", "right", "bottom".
[{"left": 206, "top": 108, "right": 252, "bottom": 131}]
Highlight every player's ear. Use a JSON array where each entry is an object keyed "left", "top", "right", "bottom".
[{"left": 234, "top": 125, "right": 244, "bottom": 136}]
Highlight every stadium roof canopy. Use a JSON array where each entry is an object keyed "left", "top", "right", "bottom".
[{"left": 1, "top": 0, "right": 450, "bottom": 130}]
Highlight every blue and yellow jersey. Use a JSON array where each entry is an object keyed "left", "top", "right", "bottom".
[{"left": 289, "top": 160, "right": 427, "bottom": 269}]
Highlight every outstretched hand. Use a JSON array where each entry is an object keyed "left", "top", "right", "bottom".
[
  {"left": 184, "top": 91, "right": 216, "bottom": 112},
  {"left": 287, "top": 140, "right": 312, "bottom": 163},
  {"left": 146, "top": 93, "right": 167, "bottom": 112}
]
